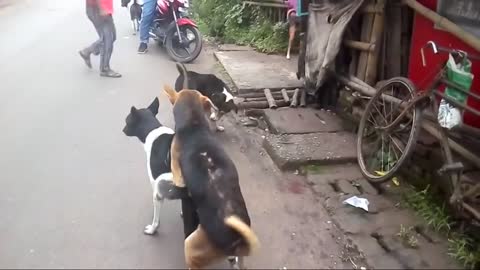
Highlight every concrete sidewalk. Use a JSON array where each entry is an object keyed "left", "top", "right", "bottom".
[{"left": 214, "top": 47, "right": 461, "bottom": 269}]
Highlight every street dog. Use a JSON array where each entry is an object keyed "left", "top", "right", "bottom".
[
  {"left": 122, "top": 0, "right": 142, "bottom": 34},
  {"left": 159, "top": 85, "right": 259, "bottom": 269},
  {"left": 174, "top": 63, "right": 237, "bottom": 132},
  {"left": 122, "top": 98, "right": 206, "bottom": 240},
  {"left": 130, "top": 0, "right": 142, "bottom": 35},
  {"left": 122, "top": 97, "right": 175, "bottom": 235}
]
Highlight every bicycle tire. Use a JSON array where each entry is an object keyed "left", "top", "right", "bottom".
[{"left": 357, "top": 77, "right": 423, "bottom": 183}]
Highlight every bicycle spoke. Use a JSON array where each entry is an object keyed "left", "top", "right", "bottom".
[
  {"left": 388, "top": 134, "right": 405, "bottom": 155},
  {"left": 372, "top": 102, "right": 388, "bottom": 125}
]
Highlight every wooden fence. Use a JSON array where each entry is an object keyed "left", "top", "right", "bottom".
[{"left": 242, "top": 0, "right": 288, "bottom": 23}]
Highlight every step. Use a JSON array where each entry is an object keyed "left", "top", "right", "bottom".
[{"left": 263, "top": 132, "right": 357, "bottom": 170}]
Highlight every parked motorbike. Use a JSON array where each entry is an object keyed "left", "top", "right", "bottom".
[{"left": 122, "top": 0, "right": 203, "bottom": 63}]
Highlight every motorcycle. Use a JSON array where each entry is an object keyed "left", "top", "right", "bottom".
[{"left": 122, "top": 0, "right": 203, "bottom": 63}]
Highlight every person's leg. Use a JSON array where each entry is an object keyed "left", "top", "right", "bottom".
[
  {"left": 286, "top": 10, "right": 297, "bottom": 60},
  {"left": 138, "top": 0, "right": 156, "bottom": 53},
  {"left": 99, "top": 15, "right": 121, "bottom": 78},
  {"left": 79, "top": 5, "right": 103, "bottom": 68}
]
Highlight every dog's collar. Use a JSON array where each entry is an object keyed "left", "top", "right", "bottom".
[{"left": 143, "top": 126, "right": 175, "bottom": 153}]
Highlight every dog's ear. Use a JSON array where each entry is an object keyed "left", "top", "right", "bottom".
[
  {"left": 130, "top": 106, "right": 138, "bottom": 115},
  {"left": 163, "top": 84, "right": 178, "bottom": 105},
  {"left": 201, "top": 95, "right": 218, "bottom": 112},
  {"left": 148, "top": 97, "right": 159, "bottom": 115}
]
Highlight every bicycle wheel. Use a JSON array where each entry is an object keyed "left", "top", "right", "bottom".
[{"left": 357, "top": 77, "right": 422, "bottom": 183}]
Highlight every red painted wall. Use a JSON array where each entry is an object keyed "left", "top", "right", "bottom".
[{"left": 408, "top": 0, "right": 480, "bottom": 127}]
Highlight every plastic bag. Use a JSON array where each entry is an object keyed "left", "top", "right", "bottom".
[
  {"left": 438, "top": 99, "right": 462, "bottom": 129},
  {"left": 444, "top": 53, "right": 474, "bottom": 104}
]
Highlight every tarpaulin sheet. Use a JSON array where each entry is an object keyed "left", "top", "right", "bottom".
[{"left": 304, "top": 0, "right": 364, "bottom": 95}]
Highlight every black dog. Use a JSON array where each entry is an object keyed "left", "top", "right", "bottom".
[{"left": 174, "top": 63, "right": 237, "bottom": 132}]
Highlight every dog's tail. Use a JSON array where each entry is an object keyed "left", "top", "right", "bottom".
[
  {"left": 224, "top": 215, "right": 259, "bottom": 255},
  {"left": 176, "top": 63, "right": 189, "bottom": 89}
]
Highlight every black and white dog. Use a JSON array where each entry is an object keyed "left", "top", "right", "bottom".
[
  {"left": 122, "top": 97, "right": 175, "bottom": 235},
  {"left": 174, "top": 63, "right": 237, "bottom": 132}
]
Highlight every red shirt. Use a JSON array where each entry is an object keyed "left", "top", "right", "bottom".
[{"left": 86, "top": 0, "right": 113, "bottom": 15}]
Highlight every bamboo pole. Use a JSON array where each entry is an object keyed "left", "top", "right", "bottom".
[
  {"left": 365, "top": 0, "right": 385, "bottom": 85},
  {"left": 402, "top": 0, "right": 480, "bottom": 52},
  {"left": 238, "top": 101, "right": 288, "bottom": 109},
  {"left": 300, "top": 89, "right": 307, "bottom": 107},
  {"left": 281, "top": 89, "right": 290, "bottom": 103},
  {"left": 264, "top": 89, "right": 278, "bottom": 109},
  {"left": 238, "top": 96, "right": 286, "bottom": 102},
  {"left": 290, "top": 88, "right": 300, "bottom": 107},
  {"left": 238, "top": 89, "right": 295, "bottom": 98},
  {"left": 356, "top": 0, "right": 375, "bottom": 81},
  {"left": 344, "top": 40, "right": 376, "bottom": 52}
]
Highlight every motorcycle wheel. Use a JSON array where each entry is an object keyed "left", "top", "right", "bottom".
[{"left": 165, "top": 25, "right": 202, "bottom": 63}]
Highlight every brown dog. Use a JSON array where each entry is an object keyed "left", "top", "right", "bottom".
[{"left": 162, "top": 85, "right": 259, "bottom": 269}]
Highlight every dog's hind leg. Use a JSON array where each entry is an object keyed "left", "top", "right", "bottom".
[
  {"left": 210, "top": 109, "right": 225, "bottom": 132},
  {"left": 144, "top": 179, "right": 164, "bottom": 235},
  {"left": 132, "top": 20, "right": 137, "bottom": 35}
]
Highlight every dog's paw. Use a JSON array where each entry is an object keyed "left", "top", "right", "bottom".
[
  {"left": 143, "top": 224, "right": 158, "bottom": 235},
  {"left": 228, "top": 257, "right": 241, "bottom": 269},
  {"left": 210, "top": 112, "right": 219, "bottom": 121},
  {"left": 216, "top": 125, "right": 225, "bottom": 132}
]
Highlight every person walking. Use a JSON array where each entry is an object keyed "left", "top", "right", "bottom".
[
  {"left": 137, "top": 0, "right": 157, "bottom": 54},
  {"left": 79, "top": 0, "right": 121, "bottom": 78}
]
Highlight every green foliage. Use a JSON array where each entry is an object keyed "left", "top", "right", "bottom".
[
  {"left": 192, "top": 0, "right": 289, "bottom": 53},
  {"left": 448, "top": 234, "right": 480, "bottom": 269},
  {"left": 403, "top": 185, "right": 453, "bottom": 232},
  {"left": 403, "top": 185, "right": 480, "bottom": 268}
]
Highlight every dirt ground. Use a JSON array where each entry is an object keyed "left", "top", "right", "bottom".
[{"left": 196, "top": 44, "right": 460, "bottom": 269}]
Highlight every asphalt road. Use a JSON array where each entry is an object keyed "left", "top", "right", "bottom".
[
  {"left": 0, "top": 0, "right": 198, "bottom": 268},
  {"left": 0, "top": 1, "right": 356, "bottom": 269}
]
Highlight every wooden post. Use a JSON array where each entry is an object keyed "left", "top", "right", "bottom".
[
  {"left": 385, "top": 1, "right": 402, "bottom": 78},
  {"left": 264, "top": 88, "right": 278, "bottom": 109},
  {"left": 365, "top": 0, "right": 385, "bottom": 85},
  {"left": 281, "top": 89, "right": 290, "bottom": 103},
  {"left": 290, "top": 88, "right": 300, "bottom": 107}
]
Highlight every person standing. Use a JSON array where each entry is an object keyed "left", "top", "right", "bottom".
[
  {"left": 137, "top": 0, "right": 157, "bottom": 54},
  {"left": 79, "top": 0, "right": 121, "bottom": 78}
]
